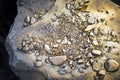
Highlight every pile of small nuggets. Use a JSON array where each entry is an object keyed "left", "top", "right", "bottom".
[{"left": 19, "top": 0, "right": 120, "bottom": 77}]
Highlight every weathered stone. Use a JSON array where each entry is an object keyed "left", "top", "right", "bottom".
[
  {"left": 77, "top": 59, "right": 85, "bottom": 64},
  {"left": 49, "top": 55, "right": 67, "bottom": 66},
  {"left": 85, "top": 62, "right": 91, "bottom": 67},
  {"left": 30, "top": 17, "right": 36, "bottom": 24},
  {"left": 104, "top": 59, "right": 119, "bottom": 72},
  {"left": 44, "top": 44, "right": 50, "bottom": 54},
  {"left": 61, "top": 36, "right": 68, "bottom": 44},
  {"left": 58, "top": 65, "right": 71, "bottom": 75},
  {"left": 98, "top": 70, "right": 106, "bottom": 75},
  {"left": 87, "top": 53, "right": 94, "bottom": 58},
  {"left": 90, "top": 31, "right": 95, "bottom": 36},
  {"left": 93, "top": 28, "right": 99, "bottom": 35},
  {"left": 69, "top": 60, "right": 73, "bottom": 65},
  {"left": 58, "top": 68, "right": 66, "bottom": 75},
  {"left": 88, "top": 16, "right": 97, "bottom": 24},
  {"left": 66, "top": 3, "right": 71, "bottom": 10},
  {"left": 25, "top": 16, "right": 30, "bottom": 23},
  {"left": 34, "top": 61, "right": 42, "bottom": 67},
  {"left": 92, "top": 50, "right": 102, "bottom": 56}
]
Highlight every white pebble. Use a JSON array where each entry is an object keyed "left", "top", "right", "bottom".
[
  {"left": 94, "top": 28, "right": 99, "bottom": 35},
  {"left": 92, "top": 39, "right": 98, "bottom": 46},
  {"left": 87, "top": 53, "right": 93, "bottom": 58},
  {"left": 25, "top": 16, "right": 30, "bottom": 23},
  {"left": 92, "top": 50, "right": 102, "bottom": 56},
  {"left": 44, "top": 44, "right": 50, "bottom": 54},
  {"left": 61, "top": 37, "right": 68, "bottom": 44},
  {"left": 57, "top": 39, "right": 61, "bottom": 43},
  {"left": 30, "top": 17, "right": 36, "bottom": 24}
]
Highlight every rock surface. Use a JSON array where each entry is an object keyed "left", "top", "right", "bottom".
[{"left": 5, "top": 0, "right": 120, "bottom": 80}]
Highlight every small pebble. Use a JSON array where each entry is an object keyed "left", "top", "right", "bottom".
[
  {"left": 90, "top": 31, "right": 95, "bottom": 36},
  {"left": 64, "top": 66, "right": 72, "bottom": 73},
  {"left": 57, "top": 39, "right": 61, "bottom": 43},
  {"left": 90, "top": 59, "right": 94, "bottom": 64},
  {"left": 66, "top": 3, "right": 71, "bottom": 10},
  {"left": 25, "top": 16, "right": 30, "bottom": 23},
  {"left": 44, "top": 44, "right": 51, "bottom": 54},
  {"left": 77, "top": 59, "right": 85, "bottom": 64},
  {"left": 30, "top": 17, "right": 36, "bottom": 24},
  {"left": 94, "top": 28, "right": 99, "bottom": 35},
  {"left": 92, "top": 50, "right": 102, "bottom": 56},
  {"left": 98, "top": 70, "right": 106, "bottom": 75},
  {"left": 69, "top": 60, "right": 73, "bottom": 65},
  {"left": 61, "top": 36, "right": 68, "bottom": 44},
  {"left": 34, "top": 61, "right": 42, "bottom": 67},
  {"left": 104, "top": 59, "right": 119, "bottom": 72},
  {"left": 85, "top": 62, "right": 91, "bottom": 67},
  {"left": 85, "top": 25, "right": 96, "bottom": 31},
  {"left": 92, "top": 39, "right": 98, "bottom": 46},
  {"left": 23, "top": 23, "right": 27, "bottom": 27},
  {"left": 87, "top": 53, "right": 94, "bottom": 58},
  {"left": 88, "top": 16, "right": 96, "bottom": 24},
  {"left": 58, "top": 68, "right": 66, "bottom": 75},
  {"left": 71, "top": 38, "right": 76, "bottom": 44},
  {"left": 53, "top": 44, "right": 59, "bottom": 47},
  {"left": 92, "top": 60, "right": 102, "bottom": 71},
  {"left": 78, "top": 68, "right": 84, "bottom": 73},
  {"left": 49, "top": 55, "right": 67, "bottom": 66}
]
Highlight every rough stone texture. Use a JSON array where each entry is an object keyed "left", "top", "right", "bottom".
[
  {"left": 5, "top": 0, "right": 120, "bottom": 80},
  {"left": 49, "top": 55, "right": 67, "bottom": 66},
  {"left": 104, "top": 59, "right": 119, "bottom": 72}
]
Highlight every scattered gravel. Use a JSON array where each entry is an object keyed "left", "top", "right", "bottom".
[{"left": 19, "top": 0, "right": 120, "bottom": 77}]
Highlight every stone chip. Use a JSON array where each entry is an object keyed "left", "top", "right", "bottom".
[{"left": 49, "top": 55, "right": 67, "bottom": 66}]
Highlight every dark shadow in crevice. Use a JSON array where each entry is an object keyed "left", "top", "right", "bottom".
[
  {"left": 0, "top": 0, "right": 19, "bottom": 80},
  {"left": 111, "top": 0, "right": 120, "bottom": 6}
]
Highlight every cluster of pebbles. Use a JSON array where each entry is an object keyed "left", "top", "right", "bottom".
[
  {"left": 19, "top": 0, "right": 119, "bottom": 78},
  {"left": 24, "top": 14, "right": 43, "bottom": 27}
]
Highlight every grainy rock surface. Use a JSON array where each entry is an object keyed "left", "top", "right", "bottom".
[{"left": 5, "top": 0, "right": 120, "bottom": 80}]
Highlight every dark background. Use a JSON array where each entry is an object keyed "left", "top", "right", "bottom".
[
  {"left": 0, "top": 0, "right": 119, "bottom": 80},
  {"left": 0, "top": 0, "right": 18, "bottom": 80}
]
